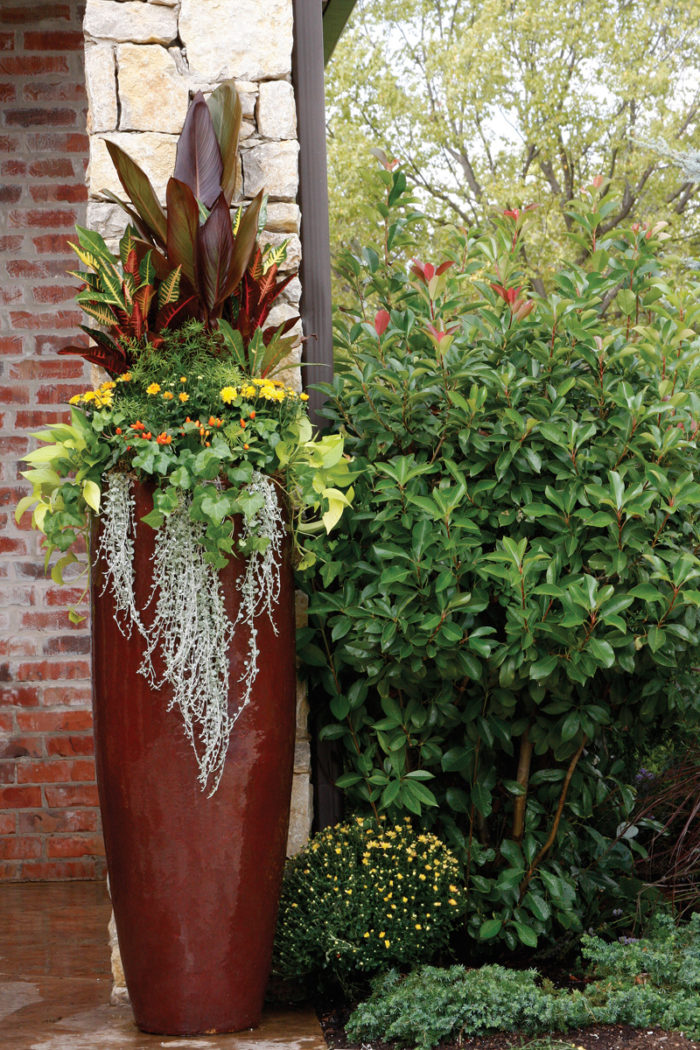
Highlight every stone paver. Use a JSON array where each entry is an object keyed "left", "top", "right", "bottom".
[{"left": 0, "top": 882, "right": 326, "bottom": 1050}]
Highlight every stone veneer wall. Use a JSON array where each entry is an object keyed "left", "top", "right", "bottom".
[{"left": 81, "top": 0, "right": 313, "bottom": 857}]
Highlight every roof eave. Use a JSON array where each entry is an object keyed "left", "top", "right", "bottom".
[{"left": 322, "top": 0, "right": 358, "bottom": 64}]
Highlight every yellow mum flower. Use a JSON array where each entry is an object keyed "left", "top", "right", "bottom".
[
  {"left": 117, "top": 372, "right": 132, "bottom": 382},
  {"left": 220, "top": 386, "right": 238, "bottom": 404},
  {"left": 68, "top": 394, "right": 82, "bottom": 405},
  {"left": 162, "top": 391, "right": 174, "bottom": 401},
  {"left": 146, "top": 382, "right": 161, "bottom": 395},
  {"left": 180, "top": 376, "right": 187, "bottom": 383},
  {"left": 300, "top": 393, "right": 309, "bottom": 401},
  {"left": 179, "top": 392, "right": 189, "bottom": 403},
  {"left": 243, "top": 385, "right": 256, "bottom": 398}
]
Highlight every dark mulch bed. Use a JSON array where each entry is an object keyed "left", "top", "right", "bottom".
[{"left": 318, "top": 1004, "right": 700, "bottom": 1050}]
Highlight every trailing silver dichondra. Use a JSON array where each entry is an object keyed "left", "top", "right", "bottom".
[{"left": 96, "top": 471, "right": 285, "bottom": 794}]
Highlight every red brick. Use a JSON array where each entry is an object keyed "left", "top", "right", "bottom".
[
  {"left": 31, "top": 233, "right": 75, "bottom": 254},
  {"left": 0, "top": 83, "right": 15, "bottom": 102},
  {"left": 0, "top": 384, "right": 28, "bottom": 404},
  {"left": 44, "top": 586, "right": 86, "bottom": 607},
  {"left": 0, "top": 5, "right": 71, "bottom": 24},
  {"left": 4, "top": 107, "right": 76, "bottom": 128},
  {"left": 23, "top": 82, "right": 85, "bottom": 103},
  {"left": 21, "top": 859, "right": 102, "bottom": 881},
  {"left": 0, "top": 56, "right": 69, "bottom": 74},
  {"left": 15, "top": 410, "right": 70, "bottom": 428},
  {"left": 17, "top": 759, "right": 73, "bottom": 784},
  {"left": 41, "top": 685, "right": 91, "bottom": 708},
  {"left": 0, "top": 785, "right": 42, "bottom": 808},
  {"left": 0, "top": 715, "right": 13, "bottom": 733},
  {"left": 0, "top": 134, "right": 17, "bottom": 152},
  {"left": 0, "top": 184, "right": 21, "bottom": 204},
  {"left": 37, "top": 381, "right": 84, "bottom": 402},
  {"left": 28, "top": 158, "right": 73, "bottom": 178},
  {"left": 10, "top": 207, "right": 77, "bottom": 227},
  {"left": 23, "top": 30, "right": 83, "bottom": 50},
  {"left": 26, "top": 132, "right": 87, "bottom": 153},
  {"left": 29, "top": 183, "right": 87, "bottom": 204},
  {"left": 0, "top": 836, "right": 42, "bottom": 860},
  {"left": 42, "top": 635, "right": 91, "bottom": 656},
  {"left": 9, "top": 310, "right": 80, "bottom": 330},
  {"left": 0, "top": 236, "right": 22, "bottom": 253},
  {"left": 22, "top": 611, "right": 67, "bottom": 630},
  {"left": 0, "top": 763, "right": 15, "bottom": 784},
  {"left": 0, "top": 33, "right": 15, "bottom": 50},
  {"left": 16, "top": 660, "right": 91, "bottom": 683},
  {"left": 0, "top": 538, "right": 27, "bottom": 558},
  {"left": 10, "top": 358, "right": 83, "bottom": 380},
  {"left": 0, "top": 159, "right": 24, "bottom": 175},
  {"left": 16, "top": 711, "right": 92, "bottom": 733},
  {"left": 48, "top": 833, "right": 104, "bottom": 859},
  {"left": 0, "top": 685, "right": 39, "bottom": 709},
  {"left": 18, "top": 808, "right": 97, "bottom": 834},
  {"left": 0, "top": 815, "right": 15, "bottom": 835},
  {"left": 0, "top": 286, "right": 23, "bottom": 304},
  {"left": 32, "top": 285, "right": 77, "bottom": 304},
  {"left": 46, "top": 735, "right": 93, "bottom": 757},
  {"left": 0, "top": 735, "right": 43, "bottom": 759},
  {"left": 44, "top": 783, "right": 99, "bottom": 808}
]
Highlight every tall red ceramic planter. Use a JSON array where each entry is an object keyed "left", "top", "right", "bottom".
[{"left": 90, "top": 480, "right": 296, "bottom": 1036}]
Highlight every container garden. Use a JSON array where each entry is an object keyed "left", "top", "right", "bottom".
[{"left": 16, "top": 80, "right": 352, "bottom": 1035}]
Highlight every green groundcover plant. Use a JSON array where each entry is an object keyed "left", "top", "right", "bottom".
[
  {"left": 300, "top": 165, "right": 700, "bottom": 946},
  {"left": 346, "top": 913, "right": 700, "bottom": 1050},
  {"left": 271, "top": 816, "right": 466, "bottom": 990}
]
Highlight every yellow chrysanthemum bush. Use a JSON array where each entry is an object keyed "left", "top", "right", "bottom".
[{"left": 271, "top": 816, "right": 466, "bottom": 991}]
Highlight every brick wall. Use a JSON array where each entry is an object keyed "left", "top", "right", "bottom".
[{"left": 0, "top": 1, "right": 105, "bottom": 881}]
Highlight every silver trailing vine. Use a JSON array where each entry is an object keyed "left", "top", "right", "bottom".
[
  {"left": 97, "top": 472, "right": 285, "bottom": 795},
  {"left": 96, "top": 472, "right": 141, "bottom": 637}
]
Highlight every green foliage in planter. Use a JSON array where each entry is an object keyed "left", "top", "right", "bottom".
[
  {"left": 346, "top": 913, "right": 700, "bottom": 1050},
  {"left": 271, "top": 816, "right": 466, "bottom": 989},
  {"left": 300, "top": 166, "right": 700, "bottom": 949}
]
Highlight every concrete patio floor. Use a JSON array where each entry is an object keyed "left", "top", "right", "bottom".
[{"left": 0, "top": 882, "right": 327, "bottom": 1050}]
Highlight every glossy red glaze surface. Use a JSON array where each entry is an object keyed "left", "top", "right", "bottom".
[{"left": 90, "top": 481, "right": 296, "bottom": 1036}]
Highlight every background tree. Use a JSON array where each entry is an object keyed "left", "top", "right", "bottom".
[{"left": 326, "top": 0, "right": 700, "bottom": 280}]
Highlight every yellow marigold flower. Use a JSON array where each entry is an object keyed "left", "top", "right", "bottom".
[
  {"left": 82, "top": 390, "right": 96, "bottom": 402},
  {"left": 68, "top": 394, "right": 82, "bottom": 404},
  {"left": 117, "top": 372, "right": 132, "bottom": 382},
  {"left": 363, "top": 932, "right": 370, "bottom": 939},
  {"left": 379, "top": 931, "right": 385, "bottom": 938},
  {"left": 180, "top": 376, "right": 187, "bottom": 383},
  {"left": 384, "top": 939, "right": 390, "bottom": 948},
  {"left": 300, "top": 393, "right": 309, "bottom": 401},
  {"left": 449, "top": 898, "right": 457, "bottom": 906},
  {"left": 415, "top": 923, "right": 422, "bottom": 930},
  {"left": 220, "top": 386, "right": 237, "bottom": 404},
  {"left": 162, "top": 391, "right": 174, "bottom": 400},
  {"left": 179, "top": 392, "right": 189, "bottom": 403},
  {"left": 146, "top": 382, "right": 161, "bottom": 395}
]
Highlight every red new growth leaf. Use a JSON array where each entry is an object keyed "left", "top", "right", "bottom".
[{"left": 375, "top": 310, "right": 390, "bottom": 337}]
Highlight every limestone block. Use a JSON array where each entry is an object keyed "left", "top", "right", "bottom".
[
  {"left": 243, "top": 141, "right": 299, "bottom": 200},
  {"left": 86, "top": 201, "right": 126, "bottom": 252},
  {"left": 179, "top": 0, "right": 293, "bottom": 81},
  {"left": 84, "top": 0, "right": 178, "bottom": 43},
  {"left": 257, "top": 80, "right": 297, "bottom": 140},
  {"left": 89, "top": 132, "right": 177, "bottom": 202},
  {"left": 296, "top": 677, "right": 310, "bottom": 738},
  {"left": 287, "top": 772, "right": 313, "bottom": 857},
  {"left": 266, "top": 202, "right": 300, "bottom": 234},
  {"left": 117, "top": 44, "right": 188, "bottom": 133},
  {"left": 108, "top": 911, "right": 129, "bottom": 1004},
  {"left": 84, "top": 44, "right": 117, "bottom": 133},
  {"left": 294, "top": 739, "right": 311, "bottom": 775},
  {"left": 283, "top": 275, "right": 302, "bottom": 306},
  {"left": 239, "top": 119, "right": 255, "bottom": 142}
]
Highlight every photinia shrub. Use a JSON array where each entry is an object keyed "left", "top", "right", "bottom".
[{"left": 299, "top": 166, "right": 700, "bottom": 950}]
